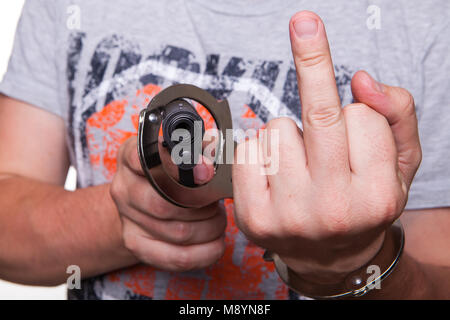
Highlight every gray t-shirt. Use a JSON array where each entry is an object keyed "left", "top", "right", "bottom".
[{"left": 0, "top": 0, "right": 449, "bottom": 300}]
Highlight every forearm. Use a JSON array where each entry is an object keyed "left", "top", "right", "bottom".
[
  {"left": 0, "top": 176, "right": 137, "bottom": 286},
  {"left": 361, "top": 251, "right": 450, "bottom": 299},
  {"left": 362, "top": 209, "right": 450, "bottom": 299}
]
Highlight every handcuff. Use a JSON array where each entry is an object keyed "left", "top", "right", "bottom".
[
  {"left": 137, "top": 84, "right": 233, "bottom": 208},
  {"left": 264, "top": 220, "right": 405, "bottom": 299}
]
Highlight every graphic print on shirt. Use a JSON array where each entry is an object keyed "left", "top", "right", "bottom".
[{"left": 66, "top": 32, "right": 354, "bottom": 300}]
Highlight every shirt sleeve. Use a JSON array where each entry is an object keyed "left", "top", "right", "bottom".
[
  {"left": 0, "top": 0, "right": 64, "bottom": 119},
  {"left": 405, "top": 19, "right": 450, "bottom": 210}
]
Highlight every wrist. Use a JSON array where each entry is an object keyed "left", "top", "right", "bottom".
[
  {"left": 105, "top": 184, "right": 139, "bottom": 264},
  {"left": 282, "top": 231, "right": 386, "bottom": 285},
  {"left": 266, "top": 221, "right": 405, "bottom": 299}
]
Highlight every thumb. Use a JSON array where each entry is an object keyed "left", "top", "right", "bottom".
[{"left": 351, "top": 70, "right": 422, "bottom": 187}]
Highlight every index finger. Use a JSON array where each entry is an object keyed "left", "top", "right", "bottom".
[{"left": 289, "top": 11, "right": 349, "bottom": 182}]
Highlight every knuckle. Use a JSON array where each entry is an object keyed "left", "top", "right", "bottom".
[
  {"left": 296, "top": 51, "right": 328, "bottom": 69},
  {"left": 318, "top": 200, "right": 352, "bottom": 236},
  {"left": 246, "top": 214, "right": 271, "bottom": 241},
  {"left": 400, "top": 87, "right": 415, "bottom": 107},
  {"left": 172, "top": 221, "right": 193, "bottom": 244},
  {"left": 127, "top": 146, "right": 141, "bottom": 171},
  {"left": 396, "top": 87, "right": 416, "bottom": 117},
  {"left": 378, "top": 192, "right": 401, "bottom": 222},
  {"left": 172, "top": 250, "right": 194, "bottom": 271},
  {"left": 305, "top": 103, "right": 342, "bottom": 128},
  {"left": 148, "top": 198, "right": 175, "bottom": 220},
  {"left": 402, "top": 148, "right": 422, "bottom": 170},
  {"left": 325, "top": 212, "right": 352, "bottom": 236},
  {"left": 110, "top": 178, "right": 125, "bottom": 204},
  {"left": 118, "top": 138, "right": 132, "bottom": 162},
  {"left": 109, "top": 180, "right": 120, "bottom": 201},
  {"left": 366, "top": 184, "right": 402, "bottom": 223},
  {"left": 279, "top": 215, "right": 303, "bottom": 237},
  {"left": 118, "top": 138, "right": 141, "bottom": 172}
]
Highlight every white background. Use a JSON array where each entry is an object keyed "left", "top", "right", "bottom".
[{"left": 0, "top": 0, "right": 69, "bottom": 300}]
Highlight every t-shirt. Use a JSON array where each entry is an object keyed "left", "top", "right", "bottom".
[{"left": 0, "top": 0, "right": 449, "bottom": 300}]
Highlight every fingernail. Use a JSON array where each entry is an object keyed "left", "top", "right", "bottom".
[
  {"left": 194, "top": 164, "right": 209, "bottom": 183},
  {"left": 293, "top": 18, "right": 318, "bottom": 39}
]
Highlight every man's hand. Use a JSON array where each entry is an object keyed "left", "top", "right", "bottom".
[
  {"left": 232, "top": 11, "right": 422, "bottom": 283},
  {"left": 110, "top": 138, "right": 226, "bottom": 272}
]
